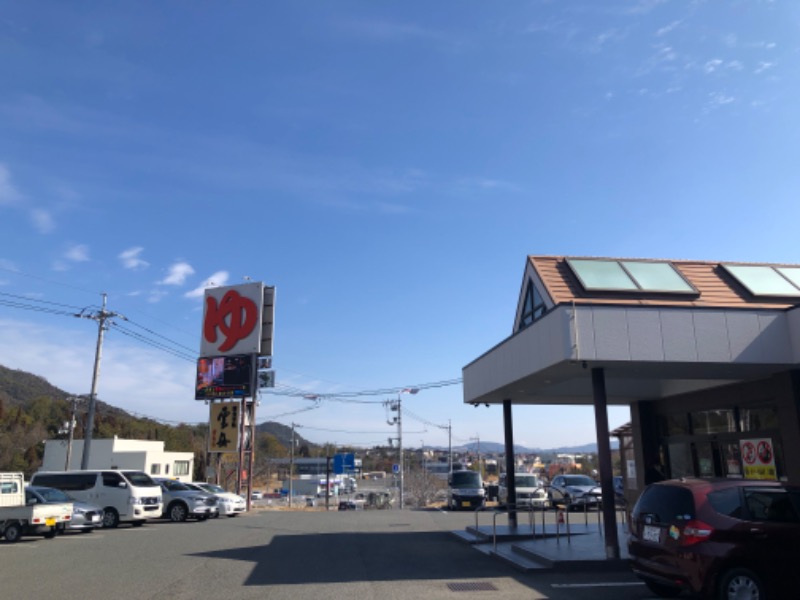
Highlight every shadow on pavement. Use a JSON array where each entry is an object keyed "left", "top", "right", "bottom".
[{"left": 189, "top": 530, "right": 518, "bottom": 587}]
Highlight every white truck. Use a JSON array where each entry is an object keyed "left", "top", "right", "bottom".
[{"left": 1, "top": 472, "right": 73, "bottom": 543}]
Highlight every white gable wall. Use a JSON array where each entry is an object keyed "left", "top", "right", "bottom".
[{"left": 41, "top": 438, "right": 195, "bottom": 481}]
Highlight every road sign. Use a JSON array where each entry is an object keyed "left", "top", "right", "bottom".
[
  {"left": 392, "top": 463, "right": 400, "bottom": 474},
  {"left": 333, "top": 453, "right": 355, "bottom": 474}
]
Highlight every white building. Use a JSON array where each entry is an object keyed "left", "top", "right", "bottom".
[{"left": 41, "top": 437, "right": 194, "bottom": 482}]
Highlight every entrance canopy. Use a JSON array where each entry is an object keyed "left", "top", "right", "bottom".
[{"left": 464, "top": 256, "right": 800, "bottom": 407}]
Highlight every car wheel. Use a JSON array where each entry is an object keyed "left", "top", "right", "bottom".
[
  {"left": 131, "top": 520, "right": 144, "bottom": 527},
  {"left": 43, "top": 528, "right": 57, "bottom": 539},
  {"left": 644, "top": 580, "right": 682, "bottom": 598},
  {"left": 718, "top": 568, "right": 764, "bottom": 600},
  {"left": 81, "top": 529, "right": 93, "bottom": 534},
  {"left": 169, "top": 502, "right": 188, "bottom": 522},
  {"left": 103, "top": 508, "right": 120, "bottom": 528},
  {"left": 3, "top": 523, "right": 23, "bottom": 543}
]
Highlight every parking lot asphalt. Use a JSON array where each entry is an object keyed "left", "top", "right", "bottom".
[{"left": 1, "top": 506, "right": 648, "bottom": 600}]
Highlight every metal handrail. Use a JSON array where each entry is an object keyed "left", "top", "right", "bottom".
[
  {"left": 490, "top": 503, "right": 538, "bottom": 552},
  {"left": 486, "top": 484, "right": 553, "bottom": 552}
]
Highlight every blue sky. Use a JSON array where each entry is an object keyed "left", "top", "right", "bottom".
[{"left": 1, "top": 1, "right": 798, "bottom": 450}]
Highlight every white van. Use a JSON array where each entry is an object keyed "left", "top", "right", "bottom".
[{"left": 30, "top": 470, "right": 162, "bottom": 528}]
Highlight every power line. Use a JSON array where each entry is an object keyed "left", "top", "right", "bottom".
[
  {"left": 112, "top": 323, "right": 197, "bottom": 362},
  {"left": 0, "top": 284, "right": 463, "bottom": 434}
]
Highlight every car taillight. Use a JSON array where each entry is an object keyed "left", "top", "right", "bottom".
[{"left": 680, "top": 519, "right": 713, "bottom": 545}]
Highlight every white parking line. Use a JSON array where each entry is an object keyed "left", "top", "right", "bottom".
[{"left": 551, "top": 582, "right": 645, "bottom": 588}]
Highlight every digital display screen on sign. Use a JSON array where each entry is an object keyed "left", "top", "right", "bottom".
[{"left": 195, "top": 355, "right": 252, "bottom": 400}]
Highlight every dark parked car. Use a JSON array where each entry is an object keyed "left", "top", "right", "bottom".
[
  {"left": 628, "top": 477, "right": 800, "bottom": 599},
  {"left": 447, "top": 470, "right": 485, "bottom": 511}
]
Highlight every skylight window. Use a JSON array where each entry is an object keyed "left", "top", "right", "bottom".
[
  {"left": 721, "top": 264, "right": 800, "bottom": 298},
  {"left": 566, "top": 259, "right": 696, "bottom": 294}
]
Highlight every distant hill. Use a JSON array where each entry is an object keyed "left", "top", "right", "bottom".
[
  {"left": 256, "top": 421, "right": 314, "bottom": 450},
  {"left": 455, "top": 440, "right": 619, "bottom": 455},
  {"left": 0, "top": 364, "right": 137, "bottom": 421},
  {"left": 0, "top": 363, "right": 319, "bottom": 476}
]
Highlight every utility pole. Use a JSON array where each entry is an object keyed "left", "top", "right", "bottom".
[
  {"left": 471, "top": 434, "right": 481, "bottom": 476},
  {"left": 289, "top": 422, "right": 300, "bottom": 508},
  {"left": 76, "top": 293, "right": 125, "bottom": 470},
  {"left": 385, "top": 388, "right": 418, "bottom": 510},
  {"left": 447, "top": 419, "right": 452, "bottom": 475},
  {"left": 64, "top": 396, "right": 81, "bottom": 471}
]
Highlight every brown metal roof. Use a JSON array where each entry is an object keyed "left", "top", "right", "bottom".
[{"left": 529, "top": 256, "right": 800, "bottom": 310}]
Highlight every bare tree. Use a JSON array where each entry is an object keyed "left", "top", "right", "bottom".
[{"left": 403, "top": 467, "right": 447, "bottom": 508}]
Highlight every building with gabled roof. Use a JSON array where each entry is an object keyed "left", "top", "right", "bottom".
[{"left": 463, "top": 255, "right": 800, "bottom": 559}]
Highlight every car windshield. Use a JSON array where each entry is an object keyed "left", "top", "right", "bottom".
[
  {"left": 122, "top": 471, "right": 158, "bottom": 487},
  {"left": 515, "top": 475, "right": 540, "bottom": 488},
  {"left": 200, "top": 483, "right": 226, "bottom": 494},
  {"left": 451, "top": 471, "right": 482, "bottom": 489},
  {"left": 163, "top": 480, "right": 190, "bottom": 492},
  {"left": 34, "top": 487, "right": 71, "bottom": 503},
  {"left": 563, "top": 475, "right": 596, "bottom": 487}
]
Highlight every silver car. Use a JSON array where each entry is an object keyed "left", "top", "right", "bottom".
[
  {"left": 498, "top": 473, "right": 549, "bottom": 509},
  {"left": 26, "top": 486, "right": 104, "bottom": 533},
  {"left": 154, "top": 478, "right": 219, "bottom": 522},
  {"left": 186, "top": 482, "right": 246, "bottom": 517},
  {"left": 548, "top": 474, "right": 601, "bottom": 510}
]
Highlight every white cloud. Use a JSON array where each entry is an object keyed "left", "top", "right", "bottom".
[
  {"left": 754, "top": 61, "right": 774, "bottom": 75},
  {"left": 185, "top": 271, "right": 229, "bottom": 298},
  {"left": 0, "top": 163, "right": 22, "bottom": 205},
  {"left": 30, "top": 208, "right": 55, "bottom": 233},
  {"left": 705, "top": 92, "right": 736, "bottom": 112},
  {"left": 0, "top": 258, "right": 19, "bottom": 272},
  {"left": 118, "top": 247, "right": 149, "bottom": 270},
  {"left": 65, "top": 244, "right": 89, "bottom": 262},
  {"left": 727, "top": 60, "right": 744, "bottom": 71},
  {"left": 160, "top": 261, "right": 195, "bottom": 285},
  {"left": 0, "top": 318, "right": 203, "bottom": 424},
  {"left": 704, "top": 59, "right": 723, "bottom": 73},
  {"left": 624, "top": 0, "right": 668, "bottom": 15},
  {"left": 655, "top": 20, "right": 681, "bottom": 37},
  {"left": 147, "top": 289, "right": 168, "bottom": 304}
]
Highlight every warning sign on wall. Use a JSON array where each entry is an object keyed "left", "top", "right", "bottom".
[{"left": 740, "top": 438, "right": 777, "bottom": 481}]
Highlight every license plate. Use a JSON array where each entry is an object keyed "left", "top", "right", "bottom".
[
  {"left": 462, "top": 501, "right": 471, "bottom": 508},
  {"left": 643, "top": 525, "right": 661, "bottom": 543},
  {"left": 45, "top": 517, "right": 56, "bottom": 526}
]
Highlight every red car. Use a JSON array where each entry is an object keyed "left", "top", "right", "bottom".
[{"left": 628, "top": 477, "right": 800, "bottom": 599}]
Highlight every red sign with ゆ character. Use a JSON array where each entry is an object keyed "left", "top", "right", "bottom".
[{"left": 200, "top": 282, "right": 264, "bottom": 357}]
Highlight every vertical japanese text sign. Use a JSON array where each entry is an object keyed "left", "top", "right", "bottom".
[
  {"left": 209, "top": 402, "right": 240, "bottom": 452},
  {"left": 200, "top": 282, "right": 265, "bottom": 358}
]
